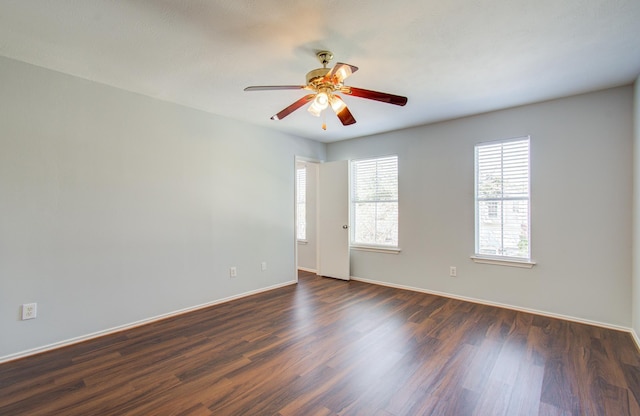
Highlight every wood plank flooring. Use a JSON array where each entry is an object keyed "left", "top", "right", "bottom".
[{"left": 1, "top": 270, "right": 640, "bottom": 415}]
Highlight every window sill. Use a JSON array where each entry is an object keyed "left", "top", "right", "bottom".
[
  {"left": 351, "top": 245, "right": 401, "bottom": 254},
  {"left": 470, "top": 255, "right": 536, "bottom": 268},
  {"left": 297, "top": 240, "right": 308, "bottom": 245}
]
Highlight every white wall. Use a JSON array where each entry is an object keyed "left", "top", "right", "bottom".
[
  {"left": 633, "top": 77, "right": 640, "bottom": 340},
  {"left": 0, "top": 56, "right": 326, "bottom": 360},
  {"left": 328, "top": 86, "right": 634, "bottom": 327},
  {"left": 296, "top": 161, "right": 318, "bottom": 271}
]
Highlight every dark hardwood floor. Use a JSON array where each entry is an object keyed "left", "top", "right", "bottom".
[{"left": 1, "top": 270, "right": 640, "bottom": 415}]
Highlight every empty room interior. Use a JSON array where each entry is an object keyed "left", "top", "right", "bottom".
[{"left": 2, "top": 1, "right": 640, "bottom": 415}]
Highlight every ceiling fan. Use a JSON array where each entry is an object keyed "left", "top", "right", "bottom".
[{"left": 244, "top": 51, "right": 408, "bottom": 129}]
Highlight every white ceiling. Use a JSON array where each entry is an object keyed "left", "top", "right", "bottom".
[{"left": 1, "top": 0, "right": 639, "bottom": 143}]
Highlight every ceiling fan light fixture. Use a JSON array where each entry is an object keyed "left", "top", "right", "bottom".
[
  {"left": 308, "top": 90, "right": 330, "bottom": 117},
  {"left": 315, "top": 91, "right": 329, "bottom": 109},
  {"left": 307, "top": 101, "right": 323, "bottom": 117},
  {"left": 330, "top": 95, "right": 346, "bottom": 113}
]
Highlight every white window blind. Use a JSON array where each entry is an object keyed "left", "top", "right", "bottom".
[
  {"left": 475, "top": 137, "right": 530, "bottom": 260},
  {"left": 296, "top": 167, "right": 306, "bottom": 241},
  {"left": 351, "top": 156, "right": 398, "bottom": 247}
]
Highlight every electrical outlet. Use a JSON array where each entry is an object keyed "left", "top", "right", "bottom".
[
  {"left": 22, "top": 303, "right": 37, "bottom": 320},
  {"left": 261, "top": 262, "right": 267, "bottom": 271},
  {"left": 230, "top": 267, "right": 237, "bottom": 278},
  {"left": 449, "top": 266, "right": 457, "bottom": 277}
]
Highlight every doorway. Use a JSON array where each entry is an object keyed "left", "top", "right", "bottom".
[
  {"left": 295, "top": 159, "right": 319, "bottom": 273},
  {"left": 295, "top": 158, "right": 351, "bottom": 280}
]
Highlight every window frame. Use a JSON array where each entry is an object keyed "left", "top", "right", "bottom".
[
  {"left": 473, "top": 137, "right": 535, "bottom": 268},
  {"left": 350, "top": 155, "right": 400, "bottom": 252}
]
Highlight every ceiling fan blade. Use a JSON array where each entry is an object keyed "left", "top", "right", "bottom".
[
  {"left": 244, "top": 85, "right": 306, "bottom": 91},
  {"left": 326, "top": 62, "right": 359, "bottom": 83},
  {"left": 331, "top": 95, "right": 356, "bottom": 125},
  {"left": 271, "top": 94, "right": 315, "bottom": 120},
  {"left": 344, "top": 87, "right": 408, "bottom": 106}
]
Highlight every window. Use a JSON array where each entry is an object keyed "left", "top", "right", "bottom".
[
  {"left": 296, "top": 166, "right": 306, "bottom": 241},
  {"left": 475, "top": 137, "right": 530, "bottom": 261},
  {"left": 351, "top": 155, "right": 398, "bottom": 247}
]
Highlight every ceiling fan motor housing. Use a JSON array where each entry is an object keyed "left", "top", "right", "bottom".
[{"left": 306, "top": 67, "right": 331, "bottom": 87}]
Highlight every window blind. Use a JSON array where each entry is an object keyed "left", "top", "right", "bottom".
[
  {"left": 475, "top": 138, "right": 530, "bottom": 259},
  {"left": 351, "top": 156, "right": 398, "bottom": 247}
]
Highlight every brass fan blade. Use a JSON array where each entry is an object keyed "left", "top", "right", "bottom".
[
  {"left": 344, "top": 87, "right": 407, "bottom": 106},
  {"left": 271, "top": 94, "right": 315, "bottom": 120},
  {"left": 331, "top": 95, "right": 356, "bottom": 125},
  {"left": 327, "top": 62, "right": 358, "bottom": 83},
  {"left": 244, "top": 85, "right": 306, "bottom": 91}
]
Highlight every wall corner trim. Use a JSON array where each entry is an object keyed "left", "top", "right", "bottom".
[{"left": 631, "top": 329, "right": 640, "bottom": 353}]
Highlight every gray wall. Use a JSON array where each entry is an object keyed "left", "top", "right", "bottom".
[
  {"left": 1, "top": 53, "right": 635, "bottom": 359},
  {"left": 0, "top": 56, "right": 326, "bottom": 359},
  {"left": 633, "top": 77, "right": 640, "bottom": 340},
  {"left": 328, "top": 86, "right": 634, "bottom": 327}
]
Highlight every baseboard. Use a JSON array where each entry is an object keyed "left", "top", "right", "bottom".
[
  {"left": 0, "top": 280, "right": 297, "bottom": 364},
  {"left": 5, "top": 276, "right": 637, "bottom": 364},
  {"left": 297, "top": 267, "right": 317, "bottom": 273},
  {"left": 350, "top": 276, "right": 633, "bottom": 334}
]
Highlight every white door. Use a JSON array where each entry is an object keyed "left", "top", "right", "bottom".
[{"left": 317, "top": 160, "right": 350, "bottom": 280}]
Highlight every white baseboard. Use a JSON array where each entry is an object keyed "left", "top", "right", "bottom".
[
  {"left": 350, "top": 276, "right": 633, "bottom": 334},
  {"left": 297, "top": 267, "right": 317, "bottom": 273},
  {"left": 0, "top": 280, "right": 297, "bottom": 364},
  {"left": 5, "top": 276, "right": 638, "bottom": 363}
]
